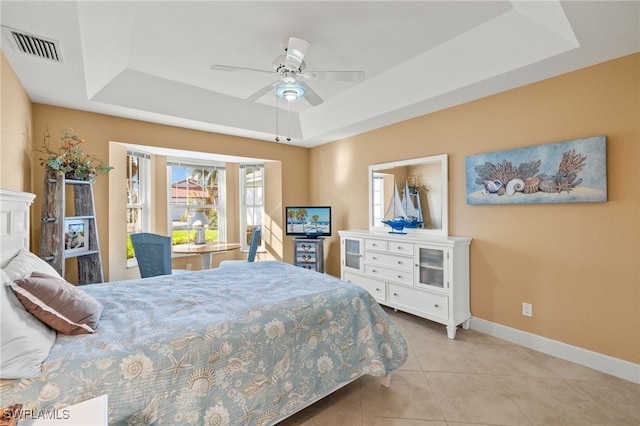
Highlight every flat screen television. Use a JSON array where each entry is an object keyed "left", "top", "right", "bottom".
[{"left": 285, "top": 206, "right": 332, "bottom": 238}]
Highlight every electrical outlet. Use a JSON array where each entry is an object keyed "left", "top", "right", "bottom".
[
  {"left": 186, "top": 263, "right": 192, "bottom": 270},
  {"left": 522, "top": 302, "right": 533, "bottom": 317}
]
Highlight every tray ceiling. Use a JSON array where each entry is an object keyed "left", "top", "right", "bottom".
[{"left": 2, "top": 1, "right": 638, "bottom": 147}]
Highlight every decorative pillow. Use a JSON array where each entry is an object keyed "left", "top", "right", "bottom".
[
  {"left": 10, "top": 272, "right": 103, "bottom": 335},
  {"left": 0, "top": 269, "right": 56, "bottom": 379},
  {"left": 2, "top": 248, "right": 63, "bottom": 284}
]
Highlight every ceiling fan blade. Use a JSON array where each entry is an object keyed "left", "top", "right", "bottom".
[
  {"left": 245, "top": 81, "right": 279, "bottom": 102},
  {"left": 301, "top": 70, "right": 365, "bottom": 82},
  {"left": 284, "top": 37, "right": 310, "bottom": 71},
  {"left": 211, "top": 64, "right": 275, "bottom": 77},
  {"left": 298, "top": 81, "right": 323, "bottom": 106}
]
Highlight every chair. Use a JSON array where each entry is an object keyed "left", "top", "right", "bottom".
[
  {"left": 130, "top": 232, "right": 185, "bottom": 278},
  {"left": 219, "top": 226, "right": 261, "bottom": 267}
]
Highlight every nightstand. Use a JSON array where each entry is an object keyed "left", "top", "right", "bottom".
[{"left": 293, "top": 237, "right": 324, "bottom": 273}]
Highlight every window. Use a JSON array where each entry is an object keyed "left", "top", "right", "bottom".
[
  {"left": 239, "top": 163, "right": 264, "bottom": 249},
  {"left": 168, "top": 160, "right": 226, "bottom": 244},
  {"left": 126, "top": 150, "right": 150, "bottom": 259},
  {"left": 372, "top": 174, "right": 384, "bottom": 226}
]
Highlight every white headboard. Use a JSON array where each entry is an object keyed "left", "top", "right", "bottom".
[{"left": 0, "top": 189, "right": 36, "bottom": 268}]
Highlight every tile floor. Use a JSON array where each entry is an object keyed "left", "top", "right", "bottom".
[{"left": 279, "top": 308, "right": 640, "bottom": 425}]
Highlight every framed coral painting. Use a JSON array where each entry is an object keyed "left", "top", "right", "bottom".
[{"left": 466, "top": 136, "right": 607, "bottom": 204}]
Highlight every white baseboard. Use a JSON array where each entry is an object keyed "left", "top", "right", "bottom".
[{"left": 470, "top": 317, "right": 640, "bottom": 384}]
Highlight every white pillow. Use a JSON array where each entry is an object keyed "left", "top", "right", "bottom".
[
  {"left": 0, "top": 268, "right": 56, "bottom": 379},
  {"left": 2, "top": 248, "right": 63, "bottom": 283}
]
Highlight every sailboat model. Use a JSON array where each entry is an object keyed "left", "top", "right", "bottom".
[{"left": 382, "top": 179, "right": 423, "bottom": 234}]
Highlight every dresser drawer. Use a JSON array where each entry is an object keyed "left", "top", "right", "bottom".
[
  {"left": 388, "top": 283, "right": 448, "bottom": 320},
  {"left": 387, "top": 241, "right": 413, "bottom": 255},
  {"left": 364, "top": 251, "right": 413, "bottom": 271},
  {"left": 364, "top": 238, "right": 387, "bottom": 251},
  {"left": 297, "top": 264, "right": 316, "bottom": 271},
  {"left": 295, "top": 242, "right": 317, "bottom": 253},
  {"left": 365, "top": 264, "right": 413, "bottom": 285},
  {"left": 343, "top": 271, "right": 386, "bottom": 302},
  {"left": 296, "top": 253, "right": 317, "bottom": 263}
]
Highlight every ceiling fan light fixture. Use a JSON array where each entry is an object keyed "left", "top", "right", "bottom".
[{"left": 275, "top": 83, "right": 305, "bottom": 102}]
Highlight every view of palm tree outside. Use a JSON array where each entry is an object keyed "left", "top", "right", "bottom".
[{"left": 169, "top": 164, "right": 223, "bottom": 245}]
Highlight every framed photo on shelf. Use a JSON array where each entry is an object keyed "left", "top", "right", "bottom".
[{"left": 64, "top": 219, "right": 89, "bottom": 254}]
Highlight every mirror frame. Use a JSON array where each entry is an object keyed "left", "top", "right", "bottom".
[{"left": 368, "top": 154, "right": 448, "bottom": 236}]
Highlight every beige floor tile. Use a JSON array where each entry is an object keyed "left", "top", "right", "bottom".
[
  {"left": 362, "top": 417, "right": 448, "bottom": 425},
  {"left": 425, "top": 371, "right": 532, "bottom": 425},
  {"left": 471, "top": 343, "right": 561, "bottom": 378},
  {"left": 278, "top": 411, "right": 363, "bottom": 426},
  {"left": 277, "top": 380, "right": 363, "bottom": 425},
  {"left": 276, "top": 309, "right": 640, "bottom": 426},
  {"left": 494, "top": 375, "right": 598, "bottom": 425},
  {"left": 412, "top": 337, "right": 486, "bottom": 374},
  {"left": 397, "top": 346, "right": 423, "bottom": 372},
  {"left": 360, "top": 371, "right": 444, "bottom": 421}
]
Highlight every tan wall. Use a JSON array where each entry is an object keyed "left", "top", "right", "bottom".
[
  {"left": 309, "top": 53, "right": 640, "bottom": 364},
  {"left": 30, "top": 105, "right": 310, "bottom": 281},
  {"left": 0, "top": 51, "right": 33, "bottom": 194}
]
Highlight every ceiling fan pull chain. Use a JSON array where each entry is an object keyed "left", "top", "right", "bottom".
[
  {"left": 275, "top": 95, "right": 280, "bottom": 142},
  {"left": 287, "top": 101, "right": 291, "bottom": 142}
]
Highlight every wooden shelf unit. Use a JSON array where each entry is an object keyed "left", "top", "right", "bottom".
[{"left": 39, "top": 170, "right": 104, "bottom": 284}]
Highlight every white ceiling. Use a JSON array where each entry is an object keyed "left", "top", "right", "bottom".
[{"left": 1, "top": 1, "right": 638, "bottom": 148}]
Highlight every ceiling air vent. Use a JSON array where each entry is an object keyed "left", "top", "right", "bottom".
[{"left": 2, "top": 26, "right": 63, "bottom": 63}]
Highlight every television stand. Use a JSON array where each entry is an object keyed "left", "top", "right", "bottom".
[{"left": 293, "top": 237, "right": 324, "bottom": 273}]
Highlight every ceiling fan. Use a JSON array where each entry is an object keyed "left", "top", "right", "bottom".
[{"left": 210, "top": 37, "right": 365, "bottom": 106}]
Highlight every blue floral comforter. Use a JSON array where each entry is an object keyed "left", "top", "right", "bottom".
[{"left": 0, "top": 261, "right": 408, "bottom": 425}]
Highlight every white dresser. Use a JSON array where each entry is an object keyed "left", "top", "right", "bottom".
[{"left": 339, "top": 229, "right": 471, "bottom": 339}]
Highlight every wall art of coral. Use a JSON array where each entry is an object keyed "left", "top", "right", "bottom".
[{"left": 466, "top": 136, "right": 606, "bottom": 205}]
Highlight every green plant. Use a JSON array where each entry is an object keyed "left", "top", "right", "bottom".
[
  {"left": 126, "top": 234, "right": 135, "bottom": 259},
  {"left": 38, "top": 127, "right": 113, "bottom": 182},
  {"left": 172, "top": 229, "right": 219, "bottom": 245}
]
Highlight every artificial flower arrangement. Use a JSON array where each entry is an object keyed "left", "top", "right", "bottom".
[{"left": 38, "top": 127, "right": 113, "bottom": 182}]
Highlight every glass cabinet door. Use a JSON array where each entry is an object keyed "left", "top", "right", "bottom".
[
  {"left": 416, "top": 246, "right": 445, "bottom": 289},
  {"left": 343, "top": 237, "right": 363, "bottom": 271}
]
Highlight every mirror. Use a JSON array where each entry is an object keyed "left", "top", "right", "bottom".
[{"left": 369, "top": 154, "right": 448, "bottom": 236}]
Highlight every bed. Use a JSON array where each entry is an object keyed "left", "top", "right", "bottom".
[{"left": 0, "top": 189, "right": 408, "bottom": 425}]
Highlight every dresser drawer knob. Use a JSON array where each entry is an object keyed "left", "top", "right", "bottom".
[
  {"left": 397, "top": 275, "right": 402, "bottom": 279},
  {"left": 393, "top": 292, "right": 399, "bottom": 296},
  {"left": 372, "top": 256, "right": 377, "bottom": 260},
  {"left": 434, "top": 304, "right": 439, "bottom": 308},
  {"left": 375, "top": 288, "right": 381, "bottom": 292}
]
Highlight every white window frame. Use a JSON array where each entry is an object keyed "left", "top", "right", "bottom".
[
  {"left": 126, "top": 150, "right": 151, "bottom": 263},
  {"left": 167, "top": 158, "right": 226, "bottom": 244},
  {"left": 239, "top": 163, "right": 264, "bottom": 250},
  {"left": 372, "top": 174, "right": 385, "bottom": 227}
]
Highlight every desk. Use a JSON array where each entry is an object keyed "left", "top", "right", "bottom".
[{"left": 173, "top": 243, "right": 240, "bottom": 269}]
